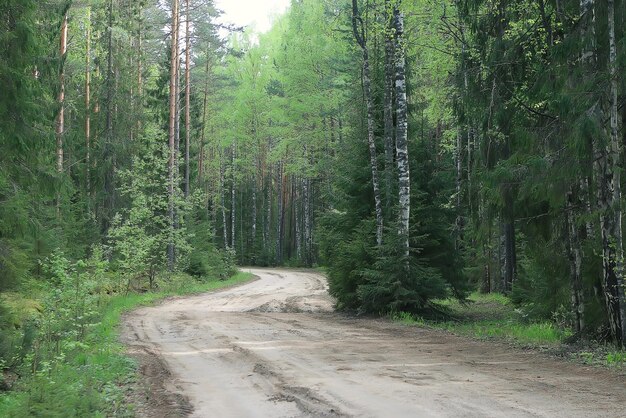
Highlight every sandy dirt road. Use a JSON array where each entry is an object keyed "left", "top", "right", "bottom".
[{"left": 122, "top": 268, "right": 626, "bottom": 418}]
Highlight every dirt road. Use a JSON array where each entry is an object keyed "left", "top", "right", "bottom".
[{"left": 122, "top": 268, "right": 626, "bottom": 417}]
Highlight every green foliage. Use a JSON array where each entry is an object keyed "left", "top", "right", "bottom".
[
  {"left": 108, "top": 127, "right": 191, "bottom": 289},
  {"left": 0, "top": 264, "right": 253, "bottom": 416},
  {"left": 185, "top": 194, "right": 236, "bottom": 280},
  {"left": 320, "top": 131, "right": 467, "bottom": 314}
]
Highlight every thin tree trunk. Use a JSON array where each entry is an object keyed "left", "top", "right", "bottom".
[
  {"left": 184, "top": 0, "right": 191, "bottom": 199},
  {"left": 606, "top": 0, "right": 625, "bottom": 345},
  {"left": 231, "top": 145, "right": 236, "bottom": 251},
  {"left": 352, "top": 0, "right": 384, "bottom": 247},
  {"left": 266, "top": 160, "right": 272, "bottom": 252},
  {"left": 252, "top": 167, "right": 258, "bottom": 256},
  {"left": 384, "top": 0, "right": 395, "bottom": 209},
  {"left": 393, "top": 4, "right": 410, "bottom": 261},
  {"left": 220, "top": 152, "right": 228, "bottom": 249},
  {"left": 104, "top": 0, "right": 115, "bottom": 229},
  {"left": 85, "top": 8, "right": 91, "bottom": 199},
  {"left": 295, "top": 177, "right": 302, "bottom": 261},
  {"left": 199, "top": 46, "right": 210, "bottom": 182},
  {"left": 566, "top": 190, "right": 585, "bottom": 333},
  {"left": 167, "top": 0, "right": 179, "bottom": 270},
  {"left": 502, "top": 192, "right": 516, "bottom": 292},
  {"left": 277, "top": 161, "right": 284, "bottom": 263},
  {"left": 304, "top": 177, "right": 312, "bottom": 266},
  {"left": 175, "top": 57, "right": 181, "bottom": 183},
  {"left": 137, "top": 6, "right": 143, "bottom": 134},
  {"left": 56, "top": 11, "right": 68, "bottom": 176},
  {"left": 455, "top": 130, "right": 463, "bottom": 249}
]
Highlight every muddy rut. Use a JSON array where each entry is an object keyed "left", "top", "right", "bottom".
[{"left": 122, "top": 268, "right": 626, "bottom": 417}]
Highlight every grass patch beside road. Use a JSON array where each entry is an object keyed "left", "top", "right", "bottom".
[
  {"left": 0, "top": 271, "right": 254, "bottom": 417},
  {"left": 393, "top": 292, "right": 572, "bottom": 347},
  {"left": 392, "top": 292, "right": 626, "bottom": 370}
]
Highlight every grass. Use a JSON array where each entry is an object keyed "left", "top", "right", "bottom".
[
  {"left": 392, "top": 292, "right": 571, "bottom": 347},
  {"left": 392, "top": 292, "right": 626, "bottom": 369},
  {"left": 0, "top": 271, "right": 254, "bottom": 417}
]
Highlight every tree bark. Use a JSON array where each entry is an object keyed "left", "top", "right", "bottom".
[
  {"left": 167, "top": 0, "right": 179, "bottom": 270},
  {"left": 199, "top": 46, "right": 210, "bottom": 182},
  {"left": 56, "top": 11, "right": 68, "bottom": 176},
  {"left": 383, "top": 0, "right": 395, "bottom": 209},
  {"left": 304, "top": 177, "right": 312, "bottom": 266},
  {"left": 184, "top": 0, "right": 191, "bottom": 199},
  {"left": 295, "top": 178, "right": 302, "bottom": 261},
  {"left": 220, "top": 151, "right": 228, "bottom": 249},
  {"left": 393, "top": 3, "right": 410, "bottom": 261},
  {"left": 566, "top": 190, "right": 585, "bottom": 333},
  {"left": 352, "top": 0, "right": 384, "bottom": 247},
  {"left": 502, "top": 192, "right": 516, "bottom": 293},
  {"left": 137, "top": 6, "right": 143, "bottom": 135},
  {"left": 103, "top": 0, "right": 115, "bottom": 230},
  {"left": 85, "top": 8, "right": 91, "bottom": 198},
  {"left": 231, "top": 145, "right": 236, "bottom": 251},
  {"left": 605, "top": 0, "right": 625, "bottom": 345},
  {"left": 277, "top": 161, "right": 284, "bottom": 263}
]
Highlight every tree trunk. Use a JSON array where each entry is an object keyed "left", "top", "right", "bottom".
[
  {"left": 56, "top": 11, "right": 68, "bottom": 176},
  {"left": 137, "top": 6, "right": 143, "bottom": 135},
  {"left": 167, "top": 0, "right": 179, "bottom": 270},
  {"left": 502, "top": 190, "right": 516, "bottom": 293},
  {"left": 295, "top": 178, "right": 302, "bottom": 261},
  {"left": 231, "top": 145, "right": 236, "bottom": 251},
  {"left": 220, "top": 152, "right": 228, "bottom": 249},
  {"left": 605, "top": 0, "right": 625, "bottom": 345},
  {"left": 566, "top": 190, "right": 585, "bottom": 333},
  {"left": 184, "top": 0, "right": 191, "bottom": 199},
  {"left": 252, "top": 166, "right": 258, "bottom": 258},
  {"left": 85, "top": 8, "right": 91, "bottom": 198},
  {"left": 277, "top": 161, "right": 284, "bottom": 263},
  {"left": 304, "top": 177, "right": 312, "bottom": 266},
  {"left": 383, "top": 0, "right": 395, "bottom": 209},
  {"left": 351, "top": 0, "right": 384, "bottom": 247},
  {"left": 393, "top": 4, "right": 410, "bottom": 261},
  {"left": 103, "top": 0, "right": 115, "bottom": 230},
  {"left": 455, "top": 130, "right": 463, "bottom": 249},
  {"left": 175, "top": 55, "right": 181, "bottom": 184},
  {"left": 199, "top": 46, "right": 210, "bottom": 182}
]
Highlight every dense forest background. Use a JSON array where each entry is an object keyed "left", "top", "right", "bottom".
[{"left": 2, "top": 0, "right": 626, "bottom": 411}]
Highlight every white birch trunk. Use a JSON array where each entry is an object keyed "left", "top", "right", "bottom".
[
  {"left": 383, "top": 0, "right": 395, "bottom": 209},
  {"left": 57, "top": 12, "right": 68, "bottom": 176},
  {"left": 351, "top": 0, "right": 384, "bottom": 247},
  {"left": 394, "top": 5, "right": 410, "bottom": 260}
]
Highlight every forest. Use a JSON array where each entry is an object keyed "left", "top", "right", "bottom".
[{"left": 1, "top": 0, "right": 626, "bottom": 415}]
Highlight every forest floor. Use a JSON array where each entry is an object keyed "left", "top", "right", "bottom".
[
  {"left": 393, "top": 292, "right": 626, "bottom": 370},
  {"left": 122, "top": 268, "right": 626, "bottom": 417}
]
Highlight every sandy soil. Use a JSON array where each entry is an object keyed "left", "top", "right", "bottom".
[{"left": 121, "top": 268, "right": 626, "bottom": 417}]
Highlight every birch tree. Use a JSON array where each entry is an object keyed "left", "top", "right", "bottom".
[{"left": 351, "top": 0, "right": 384, "bottom": 247}]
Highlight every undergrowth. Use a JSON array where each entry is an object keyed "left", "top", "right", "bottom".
[
  {"left": 391, "top": 292, "right": 626, "bottom": 369},
  {"left": 0, "top": 263, "right": 253, "bottom": 418}
]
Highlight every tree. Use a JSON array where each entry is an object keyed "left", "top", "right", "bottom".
[
  {"left": 352, "top": 0, "right": 384, "bottom": 247},
  {"left": 167, "top": 0, "right": 179, "bottom": 270}
]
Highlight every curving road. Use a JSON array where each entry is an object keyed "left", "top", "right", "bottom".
[{"left": 122, "top": 268, "right": 626, "bottom": 417}]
